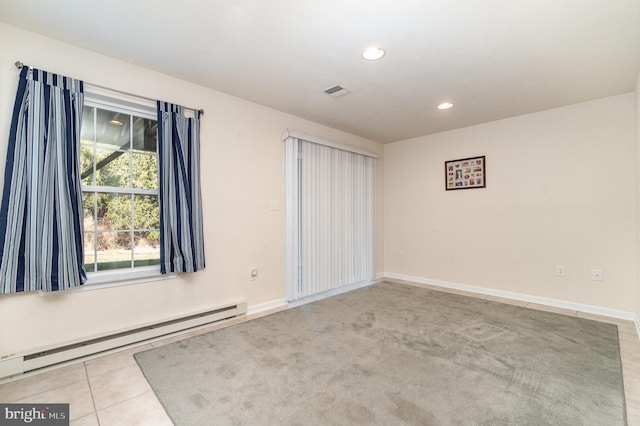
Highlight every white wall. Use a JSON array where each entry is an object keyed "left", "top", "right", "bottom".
[
  {"left": 0, "top": 21, "right": 635, "bottom": 356},
  {"left": 0, "top": 24, "right": 384, "bottom": 355},
  {"left": 636, "top": 73, "right": 640, "bottom": 323},
  {"left": 385, "top": 93, "right": 637, "bottom": 312}
]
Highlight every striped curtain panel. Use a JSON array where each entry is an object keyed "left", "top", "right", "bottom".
[
  {"left": 157, "top": 101, "right": 205, "bottom": 274},
  {"left": 0, "top": 66, "right": 86, "bottom": 293}
]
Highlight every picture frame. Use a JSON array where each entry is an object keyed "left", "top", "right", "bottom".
[{"left": 445, "top": 156, "right": 486, "bottom": 190}]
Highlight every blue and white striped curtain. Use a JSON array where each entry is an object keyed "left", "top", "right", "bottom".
[
  {"left": 157, "top": 101, "right": 205, "bottom": 274},
  {"left": 0, "top": 66, "right": 86, "bottom": 293}
]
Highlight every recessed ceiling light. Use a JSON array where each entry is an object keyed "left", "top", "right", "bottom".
[
  {"left": 437, "top": 102, "right": 454, "bottom": 110},
  {"left": 108, "top": 119, "right": 124, "bottom": 126},
  {"left": 362, "top": 47, "right": 385, "bottom": 61}
]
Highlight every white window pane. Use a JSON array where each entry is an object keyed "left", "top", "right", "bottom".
[
  {"left": 132, "top": 152, "right": 158, "bottom": 190},
  {"left": 133, "top": 194, "right": 159, "bottom": 230},
  {"left": 95, "top": 148, "right": 131, "bottom": 188},
  {"left": 81, "top": 106, "right": 95, "bottom": 143},
  {"left": 96, "top": 193, "right": 131, "bottom": 231},
  {"left": 134, "top": 231, "right": 160, "bottom": 267},
  {"left": 96, "top": 109, "right": 130, "bottom": 150},
  {"left": 132, "top": 116, "right": 157, "bottom": 153},
  {"left": 83, "top": 232, "right": 96, "bottom": 272},
  {"left": 80, "top": 146, "right": 95, "bottom": 186},
  {"left": 96, "top": 231, "right": 132, "bottom": 271},
  {"left": 82, "top": 192, "right": 95, "bottom": 226}
]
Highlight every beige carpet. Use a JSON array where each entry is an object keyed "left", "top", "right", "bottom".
[{"left": 135, "top": 282, "right": 626, "bottom": 425}]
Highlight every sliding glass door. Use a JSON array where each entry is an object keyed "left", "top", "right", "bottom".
[{"left": 285, "top": 134, "right": 375, "bottom": 301}]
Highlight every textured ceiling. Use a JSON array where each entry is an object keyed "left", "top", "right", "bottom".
[{"left": 1, "top": 0, "right": 639, "bottom": 143}]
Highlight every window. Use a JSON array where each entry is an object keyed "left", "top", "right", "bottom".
[{"left": 80, "top": 93, "right": 161, "bottom": 281}]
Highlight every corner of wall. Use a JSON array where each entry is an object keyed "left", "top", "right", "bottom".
[{"left": 636, "top": 72, "right": 640, "bottom": 337}]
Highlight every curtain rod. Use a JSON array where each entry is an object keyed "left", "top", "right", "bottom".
[{"left": 14, "top": 60, "right": 204, "bottom": 115}]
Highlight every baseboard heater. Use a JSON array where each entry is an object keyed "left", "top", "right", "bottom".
[{"left": 0, "top": 301, "right": 247, "bottom": 380}]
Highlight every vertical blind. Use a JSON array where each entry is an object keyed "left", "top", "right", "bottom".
[{"left": 285, "top": 133, "right": 376, "bottom": 300}]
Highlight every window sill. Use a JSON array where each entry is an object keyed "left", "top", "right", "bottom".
[{"left": 38, "top": 267, "right": 176, "bottom": 296}]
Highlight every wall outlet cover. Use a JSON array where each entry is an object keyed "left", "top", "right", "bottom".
[{"left": 592, "top": 269, "right": 602, "bottom": 281}]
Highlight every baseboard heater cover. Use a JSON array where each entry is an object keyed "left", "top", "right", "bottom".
[{"left": 0, "top": 301, "right": 247, "bottom": 380}]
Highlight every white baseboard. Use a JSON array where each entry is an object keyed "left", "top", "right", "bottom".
[
  {"left": 383, "top": 272, "right": 636, "bottom": 321},
  {"left": 246, "top": 276, "right": 384, "bottom": 315},
  {"left": 288, "top": 278, "right": 379, "bottom": 308},
  {"left": 248, "top": 275, "right": 640, "bottom": 339},
  {"left": 246, "top": 298, "right": 287, "bottom": 316}
]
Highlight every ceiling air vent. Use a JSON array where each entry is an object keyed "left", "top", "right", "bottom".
[{"left": 324, "top": 85, "right": 352, "bottom": 98}]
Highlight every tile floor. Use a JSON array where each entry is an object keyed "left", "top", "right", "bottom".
[{"left": 0, "top": 281, "right": 638, "bottom": 425}]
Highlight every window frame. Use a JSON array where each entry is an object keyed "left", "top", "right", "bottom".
[{"left": 80, "top": 88, "right": 170, "bottom": 287}]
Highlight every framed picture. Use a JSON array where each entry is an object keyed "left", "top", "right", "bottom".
[{"left": 445, "top": 156, "right": 486, "bottom": 190}]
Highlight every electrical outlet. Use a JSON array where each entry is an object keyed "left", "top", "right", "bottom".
[
  {"left": 250, "top": 268, "right": 258, "bottom": 281},
  {"left": 556, "top": 265, "right": 565, "bottom": 277},
  {"left": 400, "top": 250, "right": 405, "bottom": 258},
  {"left": 592, "top": 269, "right": 602, "bottom": 281}
]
